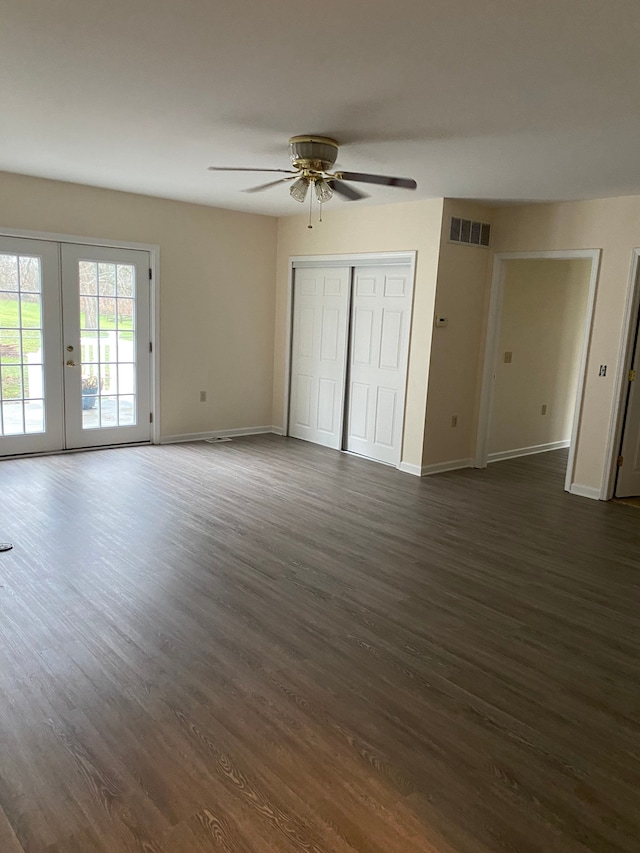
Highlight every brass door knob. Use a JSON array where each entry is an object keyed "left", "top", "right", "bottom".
[{"left": 66, "top": 360, "right": 77, "bottom": 367}]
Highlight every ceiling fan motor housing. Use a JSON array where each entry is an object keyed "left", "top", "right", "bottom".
[{"left": 289, "top": 135, "right": 338, "bottom": 171}]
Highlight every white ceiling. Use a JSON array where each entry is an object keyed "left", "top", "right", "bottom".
[{"left": 2, "top": 0, "right": 640, "bottom": 217}]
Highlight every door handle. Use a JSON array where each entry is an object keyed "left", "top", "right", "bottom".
[{"left": 66, "top": 360, "right": 78, "bottom": 366}]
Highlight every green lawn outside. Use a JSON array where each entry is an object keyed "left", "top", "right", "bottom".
[
  {"left": 0, "top": 298, "right": 133, "bottom": 399},
  {"left": 0, "top": 299, "right": 41, "bottom": 335},
  {"left": 0, "top": 299, "right": 133, "bottom": 335}
]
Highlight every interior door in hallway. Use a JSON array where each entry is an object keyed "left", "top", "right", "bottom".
[
  {"left": 61, "top": 244, "right": 151, "bottom": 449},
  {"left": 345, "top": 264, "right": 413, "bottom": 465},
  {"left": 288, "top": 267, "right": 350, "bottom": 449}
]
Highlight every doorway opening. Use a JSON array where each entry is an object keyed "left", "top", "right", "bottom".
[{"left": 475, "top": 250, "right": 601, "bottom": 494}]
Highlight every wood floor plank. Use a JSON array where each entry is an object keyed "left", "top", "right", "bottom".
[
  {"left": 0, "top": 438, "right": 638, "bottom": 851},
  {"left": 0, "top": 805, "right": 25, "bottom": 853}
]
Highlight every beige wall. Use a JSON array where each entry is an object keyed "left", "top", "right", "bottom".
[
  {"left": 273, "top": 198, "right": 444, "bottom": 469},
  {"left": 488, "top": 259, "right": 591, "bottom": 455},
  {"left": 490, "top": 197, "right": 640, "bottom": 493},
  {"left": 5, "top": 168, "right": 638, "bottom": 494},
  {"left": 0, "top": 171, "right": 277, "bottom": 438},
  {"left": 422, "top": 199, "right": 494, "bottom": 466}
]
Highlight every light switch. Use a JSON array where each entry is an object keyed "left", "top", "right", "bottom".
[
  {"left": 504, "top": 351, "right": 513, "bottom": 364},
  {"left": 435, "top": 315, "right": 448, "bottom": 328}
]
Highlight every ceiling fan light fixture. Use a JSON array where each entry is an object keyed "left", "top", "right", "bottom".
[
  {"left": 289, "top": 135, "right": 339, "bottom": 171},
  {"left": 314, "top": 178, "right": 333, "bottom": 203},
  {"left": 289, "top": 177, "right": 309, "bottom": 203}
]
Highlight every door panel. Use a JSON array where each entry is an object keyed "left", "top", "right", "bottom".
[
  {"left": 0, "top": 237, "right": 64, "bottom": 456},
  {"left": 289, "top": 267, "right": 350, "bottom": 449},
  {"left": 616, "top": 310, "right": 640, "bottom": 496},
  {"left": 345, "top": 265, "right": 412, "bottom": 465},
  {"left": 374, "top": 386, "right": 398, "bottom": 447},
  {"left": 61, "top": 244, "right": 151, "bottom": 448}
]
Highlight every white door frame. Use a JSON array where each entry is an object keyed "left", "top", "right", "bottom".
[
  {"left": 0, "top": 226, "right": 160, "bottom": 445},
  {"left": 602, "top": 248, "right": 640, "bottom": 499},
  {"left": 284, "top": 252, "right": 417, "bottom": 468},
  {"left": 474, "top": 249, "right": 601, "bottom": 494}
]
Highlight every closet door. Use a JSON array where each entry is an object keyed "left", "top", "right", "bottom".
[
  {"left": 345, "top": 265, "right": 413, "bottom": 465},
  {"left": 289, "top": 267, "right": 350, "bottom": 449}
]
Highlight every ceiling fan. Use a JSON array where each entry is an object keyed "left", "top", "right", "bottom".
[{"left": 208, "top": 135, "right": 417, "bottom": 204}]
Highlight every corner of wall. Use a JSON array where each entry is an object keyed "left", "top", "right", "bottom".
[{"left": 421, "top": 199, "right": 496, "bottom": 469}]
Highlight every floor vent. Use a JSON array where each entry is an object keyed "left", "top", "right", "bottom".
[
  {"left": 204, "top": 436, "right": 232, "bottom": 443},
  {"left": 449, "top": 216, "right": 491, "bottom": 248}
]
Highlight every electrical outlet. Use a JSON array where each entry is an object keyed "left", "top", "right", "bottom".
[
  {"left": 504, "top": 351, "right": 513, "bottom": 364},
  {"left": 451, "top": 415, "right": 458, "bottom": 428},
  {"left": 199, "top": 391, "right": 207, "bottom": 403}
]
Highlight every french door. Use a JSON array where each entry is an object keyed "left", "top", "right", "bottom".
[
  {"left": 0, "top": 236, "right": 151, "bottom": 457},
  {"left": 61, "top": 244, "right": 151, "bottom": 449}
]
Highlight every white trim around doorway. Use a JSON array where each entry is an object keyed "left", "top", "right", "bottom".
[
  {"left": 601, "top": 248, "right": 640, "bottom": 500},
  {"left": 474, "top": 249, "right": 601, "bottom": 495},
  {"left": 283, "top": 251, "right": 417, "bottom": 469},
  {"left": 0, "top": 225, "right": 161, "bottom": 445}
]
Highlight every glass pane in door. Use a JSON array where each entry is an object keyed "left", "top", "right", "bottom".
[
  {"left": 0, "top": 253, "right": 45, "bottom": 436},
  {"left": 78, "top": 260, "right": 137, "bottom": 430}
]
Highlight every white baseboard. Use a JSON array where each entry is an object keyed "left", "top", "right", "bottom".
[
  {"left": 488, "top": 440, "right": 570, "bottom": 463},
  {"left": 569, "top": 483, "right": 602, "bottom": 501},
  {"left": 420, "top": 458, "right": 474, "bottom": 476},
  {"left": 398, "top": 461, "right": 422, "bottom": 476},
  {"left": 270, "top": 425, "right": 284, "bottom": 436},
  {"left": 160, "top": 426, "right": 276, "bottom": 444}
]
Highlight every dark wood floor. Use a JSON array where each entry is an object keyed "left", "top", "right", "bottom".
[{"left": 0, "top": 437, "right": 638, "bottom": 853}]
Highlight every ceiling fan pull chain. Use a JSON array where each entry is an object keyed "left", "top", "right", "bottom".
[
  {"left": 318, "top": 199, "right": 323, "bottom": 223},
  {"left": 307, "top": 186, "right": 313, "bottom": 229}
]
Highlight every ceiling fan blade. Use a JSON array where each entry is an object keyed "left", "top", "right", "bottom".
[
  {"left": 339, "top": 171, "right": 417, "bottom": 190},
  {"left": 243, "top": 176, "right": 298, "bottom": 193},
  {"left": 208, "top": 166, "right": 296, "bottom": 173},
  {"left": 330, "top": 180, "right": 368, "bottom": 201}
]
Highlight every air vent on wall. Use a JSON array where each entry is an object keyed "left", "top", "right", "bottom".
[{"left": 449, "top": 216, "right": 491, "bottom": 248}]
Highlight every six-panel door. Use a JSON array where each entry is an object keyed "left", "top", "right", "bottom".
[
  {"left": 289, "top": 267, "right": 351, "bottom": 449},
  {"left": 345, "top": 265, "right": 413, "bottom": 466}
]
